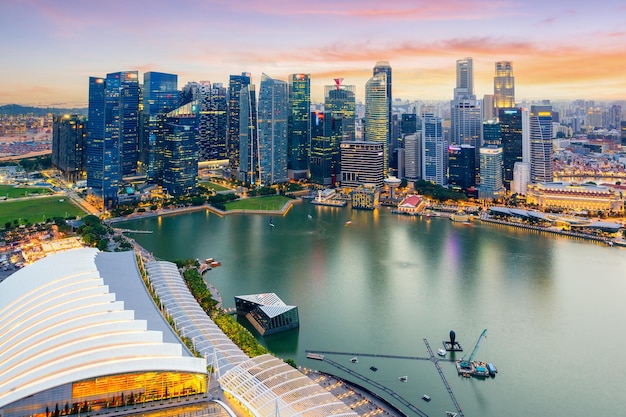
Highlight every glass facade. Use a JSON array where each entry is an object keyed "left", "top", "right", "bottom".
[
  {"left": 324, "top": 83, "right": 356, "bottom": 141},
  {"left": 257, "top": 74, "right": 288, "bottom": 185},
  {"left": 422, "top": 115, "right": 447, "bottom": 186},
  {"left": 52, "top": 115, "right": 86, "bottom": 182},
  {"left": 310, "top": 111, "right": 341, "bottom": 186},
  {"left": 227, "top": 73, "right": 251, "bottom": 172},
  {"left": 287, "top": 74, "right": 310, "bottom": 180},
  {"left": 499, "top": 108, "right": 524, "bottom": 190},
  {"left": 448, "top": 144, "right": 476, "bottom": 190},
  {"left": 479, "top": 147, "right": 505, "bottom": 200},
  {"left": 340, "top": 141, "right": 384, "bottom": 189},
  {"left": 237, "top": 85, "right": 258, "bottom": 184},
  {"left": 162, "top": 104, "right": 199, "bottom": 197},
  {"left": 1, "top": 372, "right": 206, "bottom": 417},
  {"left": 198, "top": 82, "right": 227, "bottom": 162},
  {"left": 365, "top": 72, "right": 389, "bottom": 173},
  {"left": 529, "top": 105, "right": 553, "bottom": 183},
  {"left": 494, "top": 61, "right": 515, "bottom": 110}
]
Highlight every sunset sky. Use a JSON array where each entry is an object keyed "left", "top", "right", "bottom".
[{"left": 1, "top": 0, "right": 625, "bottom": 107}]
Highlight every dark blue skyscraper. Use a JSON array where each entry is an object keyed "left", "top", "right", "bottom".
[
  {"left": 198, "top": 82, "right": 227, "bottom": 162},
  {"left": 324, "top": 80, "right": 356, "bottom": 141},
  {"left": 287, "top": 74, "right": 311, "bottom": 180},
  {"left": 310, "top": 111, "right": 341, "bottom": 186},
  {"left": 238, "top": 84, "right": 258, "bottom": 184},
  {"left": 162, "top": 102, "right": 199, "bottom": 197},
  {"left": 52, "top": 114, "right": 86, "bottom": 182},
  {"left": 448, "top": 144, "right": 476, "bottom": 190},
  {"left": 227, "top": 73, "right": 251, "bottom": 174},
  {"left": 142, "top": 71, "right": 179, "bottom": 182},
  {"left": 499, "top": 108, "right": 524, "bottom": 189}
]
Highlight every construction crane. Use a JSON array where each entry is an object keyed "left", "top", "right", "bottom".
[{"left": 460, "top": 329, "right": 487, "bottom": 368}]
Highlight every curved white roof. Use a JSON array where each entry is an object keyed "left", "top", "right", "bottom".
[{"left": 0, "top": 248, "right": 207, "bottom": 409}]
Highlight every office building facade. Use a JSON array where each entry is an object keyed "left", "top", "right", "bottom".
[
  {"left": 227, "top": 72, "right": 251, "bottom": 174},
  {"left": 403, "top": 132, "right": 421, "bottom": 182},
  {"left": 238, "top": 84, "right": 258, "bottom": 184},
  {"left": 478, "top": 147, "right": 505, "bottom": 200},
  {"left": 324, "top": 80, "right": 356, "bottom": 141},
  {"left": 365, "top": 72, "right": 389, "bottom": 173},
  {"left": 257, "top": 74, "right": 289, "bottom": 185},
  {"left": 197, "top": 81, "right": 227, "bottom": 162},
  {"left": 529, "top": 105, "right": 553, "bottom": 183},
  {"left": 310, "top": 111, "right": 341, "bottom": 186},
  {"left": 494, "top": 61, "right": 515, "bottom": 110},
  {"left": 373, "top": 61, "right": 392, "bottom": 146},
  {"left": 287, "top": 74, "right": 311, "bottom": 180},
  {"left": 499, "top": 108, "right": 525, "bottom": 190},
  {"left": 340, "top": 141, "right": 384, "bottom": 189},
  {"left": 448, "top": 144, "right": 476, "bottom": 190},
  {"left": 162, "top": 102, "right": 199, "bottom": 197},
  {"left": 52, "top": 114, "right": 86, "bottom": 182},
  {"left": 422, "top": 114, "right": 447, "bottom": 186}
]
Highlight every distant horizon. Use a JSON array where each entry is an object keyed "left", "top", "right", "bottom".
[{"left": 2, "top": 1, "right": 626, "bottom": 107}]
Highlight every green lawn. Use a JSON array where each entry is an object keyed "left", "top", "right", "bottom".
[
  {"left": 0, "top": 184, "right": 53, "bottom": 199},
  {"left": 0, "top": 196, "right": 86, "bottom": 227},
  {"left": 224, "top": 195, "right": 291, "bottom": 211},
  {"left": 199, "top": 181, "right": 232, "bottom": 192}
]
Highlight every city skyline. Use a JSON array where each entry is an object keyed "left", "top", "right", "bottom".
[{"left": 2, "top": 0, "right": 626, "bottom": 107}]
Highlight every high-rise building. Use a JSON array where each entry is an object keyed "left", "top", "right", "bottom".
[
  {"left": 257, "top": 74, "right": 289, "bottom": 185},
  {"left": 609, "top": 104, "right": 622, "bottom": 129},
  {"left": 494, "top": 61, "right": 515, "bottom": 111},
  {"left": 52, "top": 114, "right": 86, "bottom": 182},
  {"left": 403, "top": 132, "right": 421, "bottom": 182},
  {"left": 373, "top": 61, "right": 392, "bottom": 145},
  {"left": 227, "top": 73, "right": 251, "bottom": 174},
  {"left": 162, "top": 102, "right": 199, "bottom": 197},
  {"left": 450, "top": 57, "right": 481, "bottom": 179},
  {"left": 499, "top": 108, "right": 525, "bottom": 190},
  {"left": 482, "top": 94, "right": 495, "bottom": 120},
  {"left": 482, "top": 119, "right": 501, "bottom": 147},
  {"left": 448, "top": 144, "right": 476, "bottom": 190},
  {"left": 310, "top": 111, "right": 341, "bottom": 186},
  {"left": 340, "top": 141, "right": 384, "bottom": 189},
  {"left": 422, "top": 114, "right": 447, "bottom": 186},
  {"left": 197, "top": 82, "right": 227, "bottom": 162},
  {"left": 621, "top": 121, "right": 626, "bottom": 146},
  {"left": 324, "top": 79, "right": 356, "bottom": 141},
  {"left": 529, "top": 105, "right": 553, "bottom": 183},
  {"left": 86, "top": 71, "right": 139, "bottom": 208},
  {"left": 238, "top": 84, "right": 258, "bottom": 184},
  {"left": 142, "top": 71, "right": 179, "bottom": 182},
  {"left": 287, "top": 74, "right": 311, "bottom": 180},
  {"left": 401, "top": 113, "right": 418, "bottom": 136},
  {"left": 365, "top": 72, "right": 389, "bottom": 173},
  {"left": 511, "top": 161, "right": 530, "bottom": 194},
  {"left": 478, "top": 147, "right": 505, "bottom": 200}
]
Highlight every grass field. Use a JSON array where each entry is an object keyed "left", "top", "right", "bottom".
[
  {"left": 0, "top": 184, "right": 52, "bottom": 199},
  {"left": 199, "top": 181, "right": 232, "bottom": 192},
  {"left": 0, "top": 196, "right": 86, "bottom": 227},
  {"left": 224, "top": 195, "right": 291, "bottom": 211}
]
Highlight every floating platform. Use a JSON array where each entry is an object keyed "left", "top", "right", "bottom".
[
  {"left": 455, "top": 360, "right": 490, "bottom": 378},
  {"left": 307, "top": 352, "right": 324, "bottom": 360},
  {"left": 443, "top": 341, "right": 463, "bottom": 352}
]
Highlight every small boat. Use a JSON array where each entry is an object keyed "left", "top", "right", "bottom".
[
  {"left": 437, "top": 348, "right": 447, "bottom": 357},
  {"left": 307, "top": 214, "right": 313, "bottom": 220},
  {"left": 487, "top": 363, "right": 497, "bottom": 377},
  {"left": 369, "top": 366, "right": 378, "bottom": 372},
  {"left": 399, "top": 376, "right": 408, "bottom": 382},
  {"left": 350, "top": 357, "right": 358, "bottom": 363},
  {"left": 345, "top": 221, "right": 353, "bottom": 226},
  {"left": 422, "top": 395, "right": 431, "bottom": 402},
  {"left": 269, "top": 217, "right": 275, "bottom": 227}
]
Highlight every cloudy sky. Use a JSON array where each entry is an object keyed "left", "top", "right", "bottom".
[{"left": 1, "top": 0, "right": 625, "bottom": 107}]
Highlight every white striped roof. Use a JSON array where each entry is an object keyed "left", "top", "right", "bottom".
[{"left": 0, "top": 248, "right": 207, "bottom": 409}]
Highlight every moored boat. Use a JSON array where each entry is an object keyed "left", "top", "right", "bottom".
[{"left": 437, "top": 348, "right": 447, "bottom": 357}]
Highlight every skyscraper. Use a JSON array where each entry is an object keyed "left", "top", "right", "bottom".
[
  {"left": 340, "top": 141, "right": 384, "bottom": 189},
  {"left": 478, "top": 147, "right": 505, "bottom": 200},
  {"left": 324, "top": 79, "right": 356, "bottom": 141},
  {"left": 238, "top": 84, "right": 258, "bottom": 184},
  {"left": 365, "top": 72, "right": 389, "bottom": 173},
  {"left": 529, "top": 105, "right": 553, "bottom": 183},
  {"left": 494, "top": 61, "right": 515, "bottom": 111},
  {"left": 142, "top": 71, "right": 179, "bottom": 182},
  {"left": 52, "top": 114, "right": 86, "bottom": 182},
  {"left": 403, "top": 132, "right": 421, "bottom": 182},
  {"left": 287, "top": 73, "right": 311, "bottom": 180},
  {"left": 499, "top": 107, "right": 524, "bottom": 190},
  {"left": 310, "top": 111, "right": 341, "bottom": 186},
  {"left": 86, "top": 71, "right": 139, "bottom": 208},
  {"left": 257, "top": 74, "right": 289, "bottom": 185},
  {"left": 448, "top": 144, "right": 476, "bottom": 190},
  {"left": 422, "top": 114, "right": 447, "bottom": 186},
  {"left": 482, "top": 119, "right": 501, "bottom": 147},
  {"left": 450, "top": 57, "right": 481, "bottom": 179},
  {"left": 162, "top": 102, "right": 199, "bottom": 197},
  {"left": 196, "top": 81, "right": 227, "bottom": 162},
  {"left": 227, "top": 73, "right": 251, "bottom": 174},
  {"left": 373, "top": 61, "right": 392, "bottom": 143}
]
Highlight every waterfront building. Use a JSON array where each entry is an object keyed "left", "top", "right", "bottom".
[
  {"left": 86, "top": 71, "right": 140, "bottom": 208},
  {"left": 526, "top": 182, "right": 623, "bottom": 213},
  {"left": 403, "top": 132, "right": 422, "bottom": 182},
  {"left": 142, "top": 71, "right": 179, "bottom": 182},
  {"left": 511, "top": 161, "right": 530, "bottom": 194},
  {"left": 161, "top": 101, "right": 199, "bottom": 197},
  {"left": 450, "top": 58, "right": 481, "bottom": 178},
  {"left": 499, "top": 107, "right": 525, "bottom": 190},
  {"left": 0, "top": 249, "right": 208, "bottom": 417},
  {"left": 350, "top": 184, "right": 380, "bottom": 210},
  {"left": 529, "top": 105, "right": 553, "bottom": 183},
  {"left": 287, "top": 74, "right": 311, "bottom": 180},
  {"left": 324, "top": 79, "right": 356, "bottom": 141},
  {"left": 494, "top": 61, "right": 515, "bottom": 111},
  {"left": 448, "top": 144, "right": 476, "bottom": 190},
  {"left": 257, "top": 74, "right": 289, "bottom": 185},
  {"left": 235, "top": 293, "right": 299, "bottom": 336},
  {"left": 227, "top": 72, "right": 251, "bottom": 174},
  {"left": 478, "top": 147, "right": 505, "bottom": 201},
  {"left": 310, "top": 111, "right": 341, "bottom": 186},
  {"left": 422, "top": 114, "right": 447, "bottom": 186},
  {"left": 340, "top": 141, "right": 384, "bottom": 189},
  {"left": 237, "top": 84, "right": 258, "bottom": 184},
  {"left": 397, "top": 195, "right": 425, "bottom": 215},
  {"left": 365, "top": 71, "right": 390, "bottom": 173},
  {"left": 52, "top": 114, "right": 86, "bottom": 182}
]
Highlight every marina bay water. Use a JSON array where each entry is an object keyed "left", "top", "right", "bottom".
[{"left": 118, "top": 201, "right": 626, "bottom": 416}]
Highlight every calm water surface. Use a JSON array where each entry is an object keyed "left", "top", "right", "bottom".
[{"left": 118, "top": 202, "right": 626, "bottom": 417}]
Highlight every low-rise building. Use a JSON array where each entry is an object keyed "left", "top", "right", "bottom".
[{"left": 526, "top": 182, "right": 624, "bottom": 213}]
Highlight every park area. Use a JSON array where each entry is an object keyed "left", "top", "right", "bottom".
[
  {"left": 199, "top": 181, "right": 233, "bottom": 192},
  {"left": 0, "top": 184, "right": 52, "bottom": 199},
  {"left": 224, "top": 195, "right": 291, "bottom": 211},
  {"left": 0, "top": 196, "right": 85, "bottom": 227}
]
